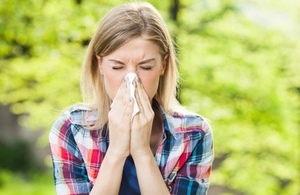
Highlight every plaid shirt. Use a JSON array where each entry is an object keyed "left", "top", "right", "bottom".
[{"left": 49, "top": 104, "right": 214, "bottom": 195}]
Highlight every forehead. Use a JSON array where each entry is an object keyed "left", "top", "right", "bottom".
[{"left": 106, "top": 38, "right": 161, "bottom": 60}]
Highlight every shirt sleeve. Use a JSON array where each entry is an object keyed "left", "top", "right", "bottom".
[
  {"left": 170, "top": 119, "right": 214, "bottom": 195},
  {"left": 49, "top": 112, "right": 91, "bottom": 195}
]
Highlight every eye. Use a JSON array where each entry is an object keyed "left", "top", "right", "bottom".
[
  {"left": 138, "top": 59, "right": 155, "bottom": 71},
  {"left": 139, "top": 66, "right": 153, "bottom": 71},
  {"left": 112, "top": 66, "right": 124, "bottom": 70}
]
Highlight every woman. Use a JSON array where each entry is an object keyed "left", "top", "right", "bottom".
[{"left": 49, "top": 2, "right": 214, "bottom": 195}]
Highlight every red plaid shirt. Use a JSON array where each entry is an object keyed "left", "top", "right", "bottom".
[{"left": 49, "top": 104, "right": 214, "bottom": 195}]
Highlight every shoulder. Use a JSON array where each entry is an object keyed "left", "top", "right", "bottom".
[
  {"left": 68, "top": 103, "right": 97, "bottom": 126},
  {"left": 50, "top": 103, "right": 97, "bottom": 136},
  {"left": 167, "top": 106, "right": 212, "bottom": 134}
]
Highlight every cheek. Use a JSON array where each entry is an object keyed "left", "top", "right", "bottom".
[
  {"left": 103, "top": 72, "right": 123, "bottom": 100},
  {"left": 140, "top": 75, "right": 160, "bottom": 99}
]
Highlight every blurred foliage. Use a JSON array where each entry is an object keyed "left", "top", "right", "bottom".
[
  {"left": 0, "top": 170, "right": 55, "bottom": 195},
  {"left": 0, "top": 141, "right": 34, "bottom": 172},
  {"left": 0, "top": 0, "right": 299, "bottom": 194}
]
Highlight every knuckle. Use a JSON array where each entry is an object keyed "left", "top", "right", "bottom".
[{"left": 108, "top": 111, "right": 113, "bottom": 119}]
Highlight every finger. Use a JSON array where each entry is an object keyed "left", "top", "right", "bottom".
[
  {"left": 123, "top": 98, "right": 134, "bottom": 123},
  {"left": 135, "top": 78, "right": 152, "bottom": 115},
  {"left": 134, "top": 79, "right": 144, "bottom": 115},
  {"left": 108, "top": 82, "right": 132, "bottom": 123},
  {"left": 111, "top": 80, "right": 130, "bottom": 109}
]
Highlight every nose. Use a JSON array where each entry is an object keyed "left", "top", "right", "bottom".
[
  {"left": 126, "top": 66, "right": 138, "bottom": 76},
  {"left": 125, "top": 67, "right": 139, "bottom": 84}
]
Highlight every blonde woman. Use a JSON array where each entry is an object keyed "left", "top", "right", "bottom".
[{"left": 49, "top": 2, "right": 214, "bottom": 195}]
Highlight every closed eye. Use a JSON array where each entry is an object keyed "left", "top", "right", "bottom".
[
  {"left": 138, "top": 59, "right": 155, "bottom": 71},
  {"left": 108, "top": 59, "right": 125, "bottom": 70},
  {"left": 112, "top": 66, "right": 124, "bottom": 70},
  {"left": 139, "top": 66, "right": 153, "bottom": 70}
]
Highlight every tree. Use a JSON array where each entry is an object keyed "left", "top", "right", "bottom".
[{"left": 176, "top": 0, "right": 300, "bottom": 194}]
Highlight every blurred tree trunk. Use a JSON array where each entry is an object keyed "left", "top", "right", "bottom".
[
  {"left": 169, "top": 0, "right": 181, "bottom": 102},
  {"left": 170, "top": 0, "right": 179, "bottom": 21}
]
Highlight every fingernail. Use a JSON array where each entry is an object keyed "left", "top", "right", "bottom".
[
  {"left": 132, "top": 80, "right": 136, "bottom": 88},
  {"left": 123, "top": 77, "right": 129, "bottom": 87}
]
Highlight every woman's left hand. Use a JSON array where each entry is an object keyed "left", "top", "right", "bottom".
[{"left": 130, "top": 78, "right": 154, "bottom": 158}]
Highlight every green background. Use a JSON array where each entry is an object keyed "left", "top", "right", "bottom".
[{"left": 0, "top": 0, "right": 299, "bottom": 194}]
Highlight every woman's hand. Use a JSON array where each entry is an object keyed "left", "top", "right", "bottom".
[
  {"left": 129, "top": 78, "right": 170, "bottom": 195},
  {"left": 107, "top": 80, "right": 133, "bottom": 159},
  {"left": 130, "top": 78, "right": 154, "bottom": 158}
]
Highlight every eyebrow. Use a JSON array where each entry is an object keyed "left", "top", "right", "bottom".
[
  {"left": 138, "top": 58, "right": 156, "bottom": 65},
  {"left": 108, "top": 58, "right": 156, "bottom": 65}
]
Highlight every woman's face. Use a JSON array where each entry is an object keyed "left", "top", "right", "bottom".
[{"left": 97, "top": 37, "right": 166, "bottom": 101}]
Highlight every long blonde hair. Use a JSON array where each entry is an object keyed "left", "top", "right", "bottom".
[{"left": 81, "top": 2, "right": 179, "bottom": 129}]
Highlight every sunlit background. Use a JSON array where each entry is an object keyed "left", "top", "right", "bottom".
[{"left": 0, "top": 0, "right": 299, "bottom": 194}]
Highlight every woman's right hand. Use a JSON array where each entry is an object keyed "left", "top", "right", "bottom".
[{"left": 107, "top": 80, "right": 133, "bottom": 159}]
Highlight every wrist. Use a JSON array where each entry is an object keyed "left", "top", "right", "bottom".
[
  {"left": 131, "top": 147, "right": 153, "bottom": 162},
  {"left": 105, "top": 148, "right": 128, "bottom": 163}
]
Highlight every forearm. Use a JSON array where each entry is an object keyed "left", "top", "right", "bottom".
[
  {"left": 133, "top": 149, "right": 170, "bottom": 195},
  {"left": 90, "top": 150, "right": 127, "bottom": 195}
]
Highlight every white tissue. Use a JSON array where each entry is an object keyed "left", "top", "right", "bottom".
[
  {"left": 110, "top": 72, "right": 139, "bottom": 120},
  {"left": 125, "top": 72, "right": 140, "bottom": 119}
]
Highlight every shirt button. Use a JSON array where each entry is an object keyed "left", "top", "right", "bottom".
[{"left": 168, "top": 185, "right": 172, "bottom": 192}]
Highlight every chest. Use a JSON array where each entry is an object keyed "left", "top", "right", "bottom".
[
  {"left": 150, "top": 125, "right": 164, "bottom": 154},
  {"left": 76, "top": 129, "right": 192, "bottom": 185}
]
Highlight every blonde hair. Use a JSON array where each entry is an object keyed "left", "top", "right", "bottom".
[{"left": 81, "top": 2, "right": 179, "bottom": 129}]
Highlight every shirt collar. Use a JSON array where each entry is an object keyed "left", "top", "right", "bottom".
[{"left": 156, "top": 102, "right": 177, "bottom": 139}]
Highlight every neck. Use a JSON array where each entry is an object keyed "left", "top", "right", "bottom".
[{"left": 150, "top": 103, "right": 164, "bottom": 154}]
